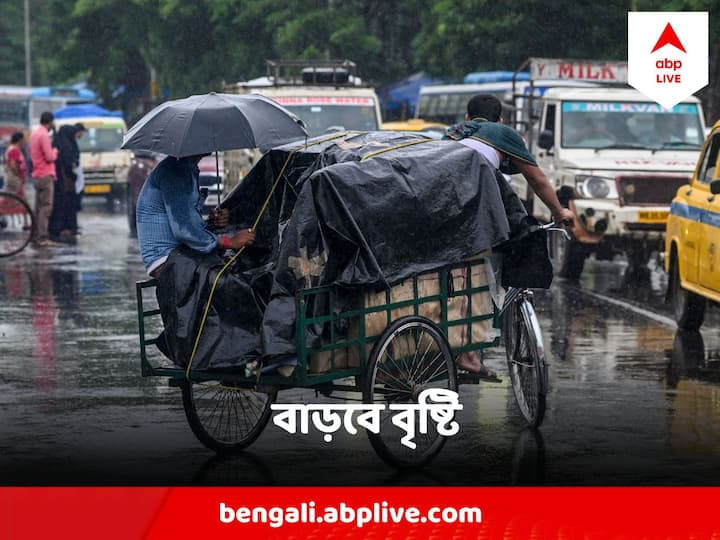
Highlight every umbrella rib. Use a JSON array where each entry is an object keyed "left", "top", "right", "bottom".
[
  {"left": 122, "top": 101, "right": 173, "bottom": 152},
  {"left": 224, "top": 92, "right": 259, "bottom": 150},
  {"left": 176, "top": 97, "right": 204, "bottom": 157},
  {"left": 157, "top": 104, "right": 184, "bottom": 156},
  {"left": 223, "top": 94, "right": 259, "bottom": 151}
]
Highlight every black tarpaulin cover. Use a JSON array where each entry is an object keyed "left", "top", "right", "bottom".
[{"left": 154, "top": 131, "right": 545, "bottom": 370}]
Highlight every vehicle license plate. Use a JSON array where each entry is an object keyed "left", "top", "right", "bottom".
[
  {"left": 84, "top": 184, "right": 112, "bottom": 194},
  {"left": 638, "top": 211, "right": 669, "bottom": 223}
]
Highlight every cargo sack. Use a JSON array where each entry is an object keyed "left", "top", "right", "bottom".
[{"left": 308, "top": 258, "right": 496, "bottom": 372}]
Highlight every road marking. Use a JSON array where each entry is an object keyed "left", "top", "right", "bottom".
[{"left": 577, "top": 289, "right": 676, "bottom": 327}]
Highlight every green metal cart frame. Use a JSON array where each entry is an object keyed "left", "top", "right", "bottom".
[{"left": 136, "top": 256, "right": 548, "bottom": 468}]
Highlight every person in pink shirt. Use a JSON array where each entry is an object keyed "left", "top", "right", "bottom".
[
  {"left": 30, "top": 111, "right": 60, "bottom": 247},
  {"left": 3, "top": 132, "right": 27, "bottom": 196}
]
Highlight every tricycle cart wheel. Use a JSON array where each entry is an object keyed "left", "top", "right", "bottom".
[
  {"left": 179, "top": 379, "right": 277, "bottom": 454},
  {"left": 364, "top": 316, "right": 457, "bottom": 469},
  {"left": 502, "top": 295, "right": 547, "bottom": 428}
]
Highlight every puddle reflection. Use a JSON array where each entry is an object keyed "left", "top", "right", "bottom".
[
  {"left": 192, "top": 451, "right": 276, "bottom": 486},
  {"left": 510, "top": 429, "right": 545, "bottom": 486},
  {"left": 30, "top": 264, "right": 58, "bottom": 393},
  {"left": 581, "top": 257, "right": 668, "bottom": 311},
  {"left": 665, "top": 330, "right": 720, "bottom": 459},
  {"left": 189, "top": 425, "right": 547, "bottom": 486}
]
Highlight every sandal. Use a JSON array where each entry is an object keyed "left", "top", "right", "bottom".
[
  {"left": 475, "top": 364, "right": 501, "bottom": 382},
  {"left": 456, "top": 352, "right": 502, "bottom": 382}
]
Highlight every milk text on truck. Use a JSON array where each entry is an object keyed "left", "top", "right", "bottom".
[{"left": 518, "top": 58, "right": 705, "bottom": 279}]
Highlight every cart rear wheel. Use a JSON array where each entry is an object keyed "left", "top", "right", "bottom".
[
  {"left": 364, "top": 316, "right": 457, "bottom": 469},
  {"left": 180, "top": 379, "right": 276, "bottom": 454},
  {"left": 502, "top": 296, "right": 547, "bottom": 428}
]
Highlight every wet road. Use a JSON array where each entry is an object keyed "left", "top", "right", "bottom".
[{"left": 1, "top": 209, "right": 720, "bottom": 486}]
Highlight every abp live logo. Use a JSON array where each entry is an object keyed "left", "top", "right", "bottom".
[{"left": 628, "top": 12, "right": 708, "bottom": 109}]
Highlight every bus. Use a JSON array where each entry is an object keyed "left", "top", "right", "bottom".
[
  {"left": 0, "top": 85, "right": 97, "bottom": 141},
  {"left": 415, "top": 72, "right": 597, "bottom": 131}
]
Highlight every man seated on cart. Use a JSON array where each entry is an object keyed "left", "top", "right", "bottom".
[
  {"left": 446, "top": 94, "right": 574, "bottom": 378},
  {"left": 136, "top": 154, "right": 257, "bottom": 278}
]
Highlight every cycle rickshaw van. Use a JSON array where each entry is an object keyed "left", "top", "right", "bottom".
[{"left": 135, "top": 130, "right": 554, "bottom": 468}]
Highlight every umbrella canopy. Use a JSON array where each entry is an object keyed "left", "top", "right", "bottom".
[{"left": 121, "top": 92, "right": 308, "bottom": 156}]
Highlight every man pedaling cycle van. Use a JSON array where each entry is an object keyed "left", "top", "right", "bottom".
[{"left": 445, "top": 94, "right": 574, "bottom": 380}]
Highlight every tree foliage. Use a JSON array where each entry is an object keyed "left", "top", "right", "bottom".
[
  {"left": 0, "top": 0, "right": 716, "bottom": 122},
  {"left": 0, "top": 1, "right": 25, "bottom": 84},
  {"left": 412, "top": 0, "right": 630, "bottom": 78}
]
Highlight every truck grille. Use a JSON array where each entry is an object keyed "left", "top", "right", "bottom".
[
  {"left": 616, "top": 176, "right": 688, "bottom": 206},
  {"left": 84, "top": 167, "right": 117, "bottom": 183}
]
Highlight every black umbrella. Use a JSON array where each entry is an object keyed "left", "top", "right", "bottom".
[
  {"left": 122, "top": 92, "right": 307, "bottom": 156},
  {"left": 121, "top": 92, "right": 308, "bottom": 203}
]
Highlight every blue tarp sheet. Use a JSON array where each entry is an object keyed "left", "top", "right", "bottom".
[
  {"left": 53, "top": 104, "right": 123, "bottom": 119},
  {"left": 378, "top": 72, "right": 444, "bottom": 116}
]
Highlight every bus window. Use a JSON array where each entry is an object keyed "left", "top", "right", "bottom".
[
  {"left": 30, "top": 99, "right": 56, "bottom": 124},
  {"left": 0, "top": 100, "right": 28, "bottom": 126},
  {"left": 437, "top": 94, "right": 449, "bottom": 115}
]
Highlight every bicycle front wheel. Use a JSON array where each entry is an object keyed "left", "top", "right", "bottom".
[
  {"left": 0, "top": 192, "right": 34, "bottom": 257},
  {"left": 502, "top": 294, "right": 548, "bottom": 428},
  {"left": 364, "top": 316, "right": 457, "bottom": 469}
]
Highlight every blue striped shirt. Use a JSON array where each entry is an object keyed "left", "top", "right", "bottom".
[{"left": 136, "top": 156, "right": 217, "bottom": 273}]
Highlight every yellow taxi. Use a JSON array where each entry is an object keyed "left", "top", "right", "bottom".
[
  {"left": 381, "top": 119, "right": 447, "bottom": 139},
  {"left": 665, "top": 119, "right": 720, "bottom": 330}
]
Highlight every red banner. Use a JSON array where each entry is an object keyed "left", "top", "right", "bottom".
[{"left": 4, "top": 487, "right": 720, "bottom": 539}]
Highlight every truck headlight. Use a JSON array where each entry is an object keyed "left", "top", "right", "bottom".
[{"left": 574, "top": 175, "right": 617, "bottom": 199}]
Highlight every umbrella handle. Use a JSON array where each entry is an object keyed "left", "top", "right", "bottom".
[{"left": 215, "top": 150, "right": 221, "bottom": 210}]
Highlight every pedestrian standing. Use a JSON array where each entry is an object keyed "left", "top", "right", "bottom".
[
  {"left": 29, "top": 112, "right": 60, "bottom": 247},
  {"left": 49, "top": 123, "right": 85, "bottom": 244},
  {"left": 3, "top": 132, "right": 27, "bottom": 196}
]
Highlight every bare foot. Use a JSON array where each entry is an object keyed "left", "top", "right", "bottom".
[{"left": 456, "top": 351, "right": 484, "bottom": 373}]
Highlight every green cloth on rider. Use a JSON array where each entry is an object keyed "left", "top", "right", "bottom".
[{"left": 444, "top": 119, "right": 537, "bottom": 175}]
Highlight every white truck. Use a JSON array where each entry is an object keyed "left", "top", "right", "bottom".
[
  {"left": 222, "top": 60, "right": 383, "bottom": 192},
  {"left": 516, "top": 59, "right": 706, "bottom": 279}
]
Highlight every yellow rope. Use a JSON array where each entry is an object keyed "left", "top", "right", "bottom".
[{"left": 184, "top": 131, "right": 354, "bottom": 384}]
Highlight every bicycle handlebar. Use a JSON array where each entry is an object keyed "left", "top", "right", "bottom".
[
  {"left": 539, "top": 220, "right": 572, "bottom": 240},
  {"left": 539, "top": 219, "right": 573, "bottom": 230}
]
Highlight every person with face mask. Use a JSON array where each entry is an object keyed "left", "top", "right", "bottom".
[{"left": 49, "top": 123, "right": 86, "bottom": 244}]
